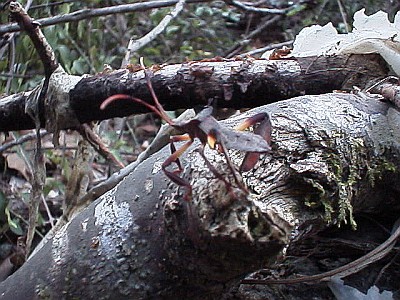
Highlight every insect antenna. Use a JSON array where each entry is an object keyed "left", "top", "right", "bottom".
[
  {"left": 100, "top": 58, "right": 174, "bottom": 126},
  {"left": 140, "top": 57, "right": 175, "bottom": 125}
]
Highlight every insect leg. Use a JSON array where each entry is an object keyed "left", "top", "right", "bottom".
[
  {"left": 197, "top": 144, "right": 234, "bottom": 194},
  {"left": 197, "top": 134, "right": 248, "bottom": 197},
  {"left": 218, "top": 140, "right": 248, "bottom": 194},
  {"left": 169, "top": 134, "right": 191, "bottom": 172},
  {"left": 235, "top": 113, "right": 271, "bottom": 143},
  {"left": 235, "top": 113, "right": 272, "bottom": 172},
  {"left": 162, "top": 138, "right": 193, "bottom": 201}
]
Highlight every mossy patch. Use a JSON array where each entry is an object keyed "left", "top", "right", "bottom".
[{"left": 296, "top": 126, "right": 397, "bottom": 230}]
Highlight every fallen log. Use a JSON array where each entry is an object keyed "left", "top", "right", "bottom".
[{"left": 0, "top": 91, "right": 399, "bottom": 299}]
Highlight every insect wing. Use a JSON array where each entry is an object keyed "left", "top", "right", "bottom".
[{"left": 219, "top": 128, "right": 271, "bottom": 152}]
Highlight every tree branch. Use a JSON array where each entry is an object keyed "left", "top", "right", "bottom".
[
  {"left": 240, "top": 40, "right": 293, "bottom": 57},
  {"left": 0, "top": 54, "right": 389, "bottom": 132},
  {"left": 224, "top": 14, "right": 282, "bottom": 58},
  {"left": 121, "top": 0, "right": 187, "bottom": 66},
  {"left": 0, "top": 0, "right": 210, "bottom": 35},
  {"left": 223, "top": 0, "right": 291, "bottom": 14},
  {"left": 8, "top": 2, "right": 58, "bottom": 78}
]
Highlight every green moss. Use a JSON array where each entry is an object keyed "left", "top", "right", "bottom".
[
  {"left": 320, "top": 135, "right": 396, "bottom": 229},
  {"left": 366, "top": 159, "right": 397, "bottom": 187},
  {"left": 303, "top": 178, "right": 333, "bottom": 224},
  {"left": 35, "top": 283, "right": 51, "bottom": 299},
  {"left": 323, "top": 136, "right": 364, "bottom": 228}
]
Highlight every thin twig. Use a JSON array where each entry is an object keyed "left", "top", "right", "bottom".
[
  {"left": 9, "top": 2, "right": 59, "bottom": 77},
  {"left": 24, "top": 0, "right": 33, "bottom": 11},
  {"left": 40, "top": 194, "right": 55, "bottom": 228},
  {"left": 0, "top": 130, "right": 49, "bottom": 154},
  {"left": 373, "top": 250, "right": 399, "bottom": 285},
  {"left": 8, "top": 2, "right": 56, "bottom": 258},
  {"left": 9, "top": 132, "right": 35, "bottom": 176},
  {"left": 223, "top": 0, "right": 291, "bottom": 14},
  {"left": 78, "top": 124, "right": 125, "bottom": 169},
  {"left": 241, "top": 217, "right": 400, "bottom": 285},
  {"left": 29, "top": 0, "right": 77, "bottom": 10},
  {"left": 0, "top": 72, "right": 35, "bottom": 78},
  {"left": 240, "top": 40, "right": 293, "bottom": 57},
  {"left": 336, "top": 0, "right": 349, "bottom": 33},
  {"left": 224, "top": 15, "right": 282, "bottom": 58},
  {"left": 121, "top": 0, "right": 186, "bottom": 66},
  {"left": 5, "top": 37, "right": 15, "bottom": 95},
  {"left": 0, "top": 0, "right": 208, "bottom": 35}
]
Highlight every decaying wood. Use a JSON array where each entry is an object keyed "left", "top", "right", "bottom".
[
  {"left": 0, "top": 92, "right": 399, "bottom": 299},
  {"left": 0, "top": 54, "right": 389, "bottom": 131}
]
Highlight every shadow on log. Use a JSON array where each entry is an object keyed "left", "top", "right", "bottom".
[{"left": 1, "top": 92, "right": 400, "bottom": 299}]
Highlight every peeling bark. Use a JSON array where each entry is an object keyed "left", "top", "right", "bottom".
[{"left": 1, "top": 92, "right": 399, "bottom": 299}]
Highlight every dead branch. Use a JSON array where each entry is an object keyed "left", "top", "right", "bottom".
[
  {"left": 0, "top": 54, "right": 389, "bottom": 132},
  {"left": 8, "top": 2, "right": 58, "bottom": 77},
  {"left": 224, "top": 15, "right": 282, "bottom": 58},
  {"left": 223, "top": 0, "right": 292, "bottom": 14},
  {"left": 240, "top": 40, "right": 293, "bottom": 57},
  {"left": 8, "top": 2, "right": 60, "bottom": 257},
  {"left": 121, "top": 0, "right": 187, "bottom": 66},
  {"left": 0, "top": 129, "right": 48, "bottom": 153}
]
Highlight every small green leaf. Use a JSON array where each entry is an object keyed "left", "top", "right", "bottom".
[
  {"left": 286, "top": 4, "right": 307, "bottom": 17},
  {"left": 5, "top": 206, "right": 23, "bottom": 236},
  {"left": 195, "top": 6, "right": 213, "bottom": 17},
  {"left": 71, "top": 58, "right": 88, "bottom": 75},
  {"left": 77, "top": 22, "right": 86, "bottom": 39},
  {"left": 56, "top": 45, "right": 71, "bottom": 66},
  {"left": 166, "top": 25, "right": 180, "bottom": 36},
  {"left": 60, "top": 3, "right": 72, "bottom": 14}
]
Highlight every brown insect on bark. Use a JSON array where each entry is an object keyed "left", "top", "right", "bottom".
[{"left": 100, "top": 66, "right": 272, "bottom": 200}]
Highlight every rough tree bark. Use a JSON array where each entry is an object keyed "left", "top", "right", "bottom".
[
  {"left": 2, "top": 2, "right": 398, "bottom": 299},
  {"left": 0, "top": 54, "right": 388, "bottom": 131},
  {"left": 0, "top": 91, "right": 399, "bottom": 299}
]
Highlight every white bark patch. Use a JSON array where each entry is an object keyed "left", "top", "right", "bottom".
[
  {"left": 81, "top": 218, "right": 89, "bottom": 232},
  {"left": 46, "top": 67, "right": 82, "bottom": 128},
  {"left": 94, "top": 188, "right": 136, "bottom": 260},
  {"left": 144, "top": 178, "right": 154, "bottom": 194},
  {"left": 152, "top": 160, "right": 163, "bottom": 174},
  {"left": 51, "top": 222, "right": 70, "bottom": 265}
]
